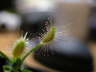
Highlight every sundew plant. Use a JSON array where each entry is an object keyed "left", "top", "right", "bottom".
[{"left": 0, "top": 26, "right": 56, "bottom": 72}]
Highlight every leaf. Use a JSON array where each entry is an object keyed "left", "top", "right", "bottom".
[
  {"left": 13, "top": 39, "right": 26, "bottom": 58},
  {"left": 12, "top": 58, "right": 22, "bottom": 68},
  {"left": 11, "top": 58, "right": 22, "bottom": 72},
  {"left": 22, "top": 69, "right": 33, "bottom": 72},
  {"left": 0, "top": 51, "right": 9, "bottom": 61},
  {"left": 3, "top": 65, "right": 11, "bottom": 72}
]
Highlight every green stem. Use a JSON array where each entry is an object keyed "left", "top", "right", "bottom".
[{"left": 22, "top": 42, "right": 43, "bottom": 62}]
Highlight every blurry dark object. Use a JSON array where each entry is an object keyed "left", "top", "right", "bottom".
[
  {"left": 25, "top": 66, "right": 45, "bottom": 72},
  {"left": 88, "top": 7, "right": 96, "bottom": 42},
  {"left": 0, "top": 55, "right": 8, "bottom": 72},
  {"left": 0, "top": 0, "right": 14, "bottom": 11},
  {"left": 0, "top": 57, "right": 6, "bottom": 72},
  {"left": 21, "top": 12, "right": 53, "bottom": 38},
  {"left": 0, "top": 24, "right": 7, "bottom": 32},
  {"left": 34, "top": 54, "right": 93, "bottom": 72},
  {"left": 34, "top": 37, "right": 93, "bottom": 72}
]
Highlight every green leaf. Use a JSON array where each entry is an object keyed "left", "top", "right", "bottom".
[
  {"left": 12, "top": 58, "right": 22, "bottom": 67},
  {"left": 22, "top": 69, "right": 33, "bottom": 72},
  {"left": 13, "top": 39, "right": 26, "bottom": 58},
  {"left": 3, "top": 65, "right": 11, "bottom": 72},
  {"left": 8, "top": 58, "right": 22, "bottom": 72},
  {"left": 42, "top": 26, "right": 56, "bottom": 43},
  {"left": 0, "top": 51, "right": 9, "bottom": 61}
]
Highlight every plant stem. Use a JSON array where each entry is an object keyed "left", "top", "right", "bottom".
[{"left": 22, "top": 42, "right": 43, "bottom": 62}]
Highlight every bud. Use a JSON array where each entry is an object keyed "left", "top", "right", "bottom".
[
  {"left": 13, "top": 39, "right": 26, "bottom": 58},
  {"left": 41, "top": 26, "right": 56, "bottom": 43}
]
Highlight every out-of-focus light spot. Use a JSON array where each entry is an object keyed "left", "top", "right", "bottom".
[
  {"left": 36, "top": 0, "right": 53, "bottom": 11},
  {"left": 16, "top": 0, "right": 55, "bottom": 13},
  {"left": 58, "top": 0, "right": 80, "bottom": 3}
]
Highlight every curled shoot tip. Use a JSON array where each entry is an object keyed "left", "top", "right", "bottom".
[
  {"left": 41, "top": 26, "right": 56, "bottom": 44},
  {"left": 13, "top": 39, "right": 26, "bottom": 58}
]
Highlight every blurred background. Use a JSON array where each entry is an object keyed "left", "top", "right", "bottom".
[{"left": 0, "top": 0, "right": 96, "bottom": 72}]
